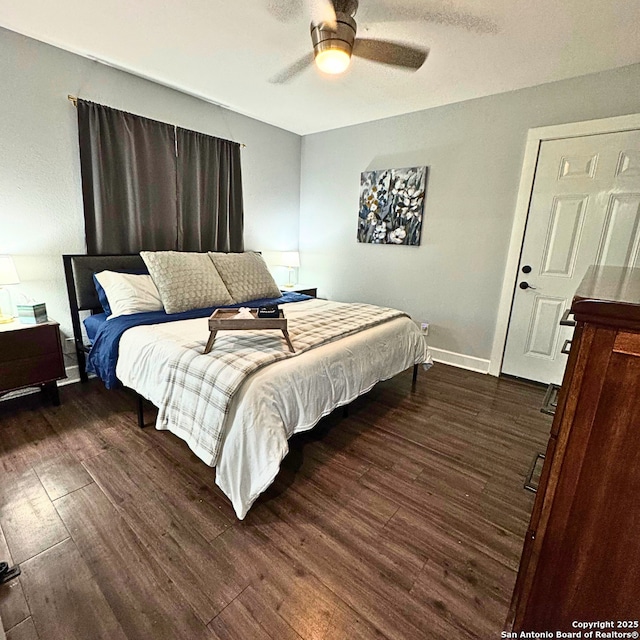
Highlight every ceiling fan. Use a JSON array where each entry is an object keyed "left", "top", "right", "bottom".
[{"left": 269, "top": 0, "right": 429, "bottom": 83}]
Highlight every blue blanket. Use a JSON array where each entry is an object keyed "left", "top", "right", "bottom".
[{"left": 85, "top": 292, "right": 311, "bottom": 388}]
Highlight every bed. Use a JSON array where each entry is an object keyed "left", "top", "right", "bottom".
[{"left": 63, "top": 252, "right": 431, "bottom": 518}]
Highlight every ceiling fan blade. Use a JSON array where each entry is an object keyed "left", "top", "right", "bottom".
[
  {"left": 353, "top": 39, "right": 428, "bottom": 70},
  {"left": 266, "top": 0, "right": 303, "bottom": 22},
  {"left": 358, "top": 1, "right": 498, "bottom": 35},
  {"left": 268, "top": 53, "right": 315, "bottom": 84}
]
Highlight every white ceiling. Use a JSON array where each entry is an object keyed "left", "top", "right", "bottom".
[{"left": 1, "top": 0, "right": 639, "bottom": 135}]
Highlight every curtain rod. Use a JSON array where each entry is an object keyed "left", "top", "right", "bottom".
[{"left": 67, "top": 95, "right": 247, "bottom": 148}]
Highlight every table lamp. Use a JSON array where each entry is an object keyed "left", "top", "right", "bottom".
[
  {"left": 280, "top": 251, "right": 300, "bottom": 288},
  {"left": 0, "top": 255, "right": 20, "bottom": 323}
]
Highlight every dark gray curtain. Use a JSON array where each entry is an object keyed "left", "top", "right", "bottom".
[
  {"left": 78, "top": 100, "right": 178, "bottom": 254},
  {"left": 176, "top": 128, "right": 244, "bottom": 252}
]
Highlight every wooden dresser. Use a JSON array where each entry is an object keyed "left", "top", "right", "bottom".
[
  {"left": 0, "top": 320, "right": 66, "bottom": 405},
  {"left": 507, "top": 265, "right": 640, "bottom": 632}
]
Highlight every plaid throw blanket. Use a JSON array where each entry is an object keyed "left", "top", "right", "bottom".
[{"left": 155, "top": 302, "right": 408, "bottom": 465}]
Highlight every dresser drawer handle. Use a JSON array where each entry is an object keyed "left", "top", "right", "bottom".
[
  {"left": 524, "top": 452, "right": 546, "bottom": 493},
  {"left": 561, "top": 339, "right": 572, "bottom": 355},
  {"left": 560, "top": 309, "right": 576, "bottom": 327},
  {"left": 541, "top": 383, "right": 560, "bottom": 415}
]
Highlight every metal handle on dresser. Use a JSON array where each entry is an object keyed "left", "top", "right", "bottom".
[
  {"left": 541, "top": 383, "right": 560, "bottom": 416},
  {"left": 561, "top": 339, "right": 572, "bottom": 355},
  {"left": 560, "top": 309, "right": 576, "bottom": 327},
  {"left": 524, "top": 452, "right": 546, "bottom": 493}
]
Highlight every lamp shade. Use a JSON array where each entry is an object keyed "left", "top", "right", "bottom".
[
  {"left": 0, "top": 255, "right": 19, "bottom": 285},
  {"left": 280, "top": 251, "right": 300, "bottom": 268}
]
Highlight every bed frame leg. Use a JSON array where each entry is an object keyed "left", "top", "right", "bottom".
[
  {"left": 76, "top": 341, "right": 89, "bottom": 383},
  {"left": 136, "top": 394, "right": 145, "bottom": 428},
  {"left": 412, "top": 363, "right": 418, "bottom": 390}
]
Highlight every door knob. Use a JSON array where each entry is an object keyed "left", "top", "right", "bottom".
[{"left": 519, "top": 281, "right": 537, "bottom": 290}]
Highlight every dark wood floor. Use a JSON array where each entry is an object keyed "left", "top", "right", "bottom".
[{"left": 0, "top": 364, "right": 551, "bottom": 640}]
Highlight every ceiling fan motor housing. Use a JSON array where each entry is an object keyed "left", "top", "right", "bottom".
[{"left": 310, "top": 13, "right": 357, "bottom": 59}]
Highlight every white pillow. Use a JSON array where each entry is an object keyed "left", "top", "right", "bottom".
[{"left": 94, "top": 271, "right": 164, "bottom": 319}]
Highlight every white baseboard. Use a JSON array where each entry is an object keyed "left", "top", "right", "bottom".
[
  {"left": 61, "top": 364, "right": 81, "bottom": 386},
  {"left": 429, "top": 347, "right": 491, "bottom": 375}
]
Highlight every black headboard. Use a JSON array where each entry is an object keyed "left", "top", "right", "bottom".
[{"left": 63, "top": 253, "right": 146, "bottom": 381}]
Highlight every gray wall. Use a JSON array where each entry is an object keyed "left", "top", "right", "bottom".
[
  {"left": 299, "top": 63, "right": 640, "bottom": 363},
  {"left": 0, "top": 27, "right": 302, "bottom": 341},
  {"left": 2, "top": 22, "right": 640, "bottom": 367}
]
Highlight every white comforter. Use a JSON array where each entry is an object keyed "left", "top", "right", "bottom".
[{"left": 116, "top": 298, "right": 430, "bottom": 518}]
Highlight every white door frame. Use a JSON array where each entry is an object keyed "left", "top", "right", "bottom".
[{"left": 489, "top": 112, "right": 640, "bottom": 377}]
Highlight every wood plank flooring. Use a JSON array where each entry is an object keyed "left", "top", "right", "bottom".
[{"left": 0, "top": 364, "right": 551, "bottom": 639}]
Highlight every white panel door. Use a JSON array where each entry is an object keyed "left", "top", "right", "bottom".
[{"left": 502, "top": 129, "right": 640, "bottom": 385}]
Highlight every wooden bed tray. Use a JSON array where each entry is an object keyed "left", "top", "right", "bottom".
[{"left": 204, "top": 308, "right": 295, "bottom": 354}]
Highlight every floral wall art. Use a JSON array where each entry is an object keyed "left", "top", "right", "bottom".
[{"left": 357, "top": 166, "right": 427, "bottom": 245}]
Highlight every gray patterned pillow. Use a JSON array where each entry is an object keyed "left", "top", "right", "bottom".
[
  {"left": 208, "top": 251, "right": 281, "bottom": 303},
  {"left": 140, "top": 251, "right": 234, "bottom": 314}
]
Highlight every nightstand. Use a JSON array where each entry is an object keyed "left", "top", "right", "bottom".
[
  {"left": 0, "top": 320, "right": 66, "bottom": 405},
  {"left": 281, "top": 285, "right": 317, "bottom": 298}
]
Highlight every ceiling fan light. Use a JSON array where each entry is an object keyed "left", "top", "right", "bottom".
[{"left": 315, "top": 48, "right": 351, "bottom": 74}]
